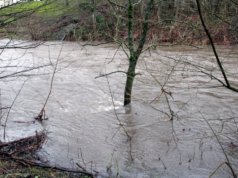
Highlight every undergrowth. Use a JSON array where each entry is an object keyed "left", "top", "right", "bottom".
[{"left": 0, "top": 159, "right": 90, "bottom": 178}]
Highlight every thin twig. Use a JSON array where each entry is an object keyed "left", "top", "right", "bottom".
[
  {"left": 196, "top": 0, "right": 238, "bottom": 93},
  {"left": 8, "top": 157, "right": 94, "bottom": 177},
  {"left": 105, "top": 76, "right": 133, "bottom": 162},
  {"left": 82, "top": 41, "right": 114, "bottom": 47},
  {"left": 3, "top": 80, "right": 27, "bottom": 140},
  {"left": 95, "top": 70, "right": 127, "bottom": 79},
  {"left": 107, "top": 0, "right": 126, "bottom": 9},
  {"left": 106, "top": 76, "right": 131, "bottom": 140},
  {"left": 35, "top": 44, "right": 62, "bottom": 122},
  {"left": 209, "top": 162, "right": 227, "bottom": 178},
  {"left": 200, "top": 113, "right": 237, "bottom": 178},
  {"left": 0, "top": 42, "right": 44, "bottom": 50},
  {"left": 0, "top": 64, "right": 51, "bottom": 79}
]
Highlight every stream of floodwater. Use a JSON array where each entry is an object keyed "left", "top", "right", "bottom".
[{"left": 0, "top": 39, "right": 238, "bottom": 178}]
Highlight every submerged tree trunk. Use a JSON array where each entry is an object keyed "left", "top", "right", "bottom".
[
  {"left": 123, "top": 0, "right": 154, "bottom": 106},
  {"left": 124, "top": 59, "right": 137, "bottom": 105}
]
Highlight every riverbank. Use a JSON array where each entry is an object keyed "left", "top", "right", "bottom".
[
  {"left": 0, "top": 2, "right": 238, "bottom": 178},
  {"left": 0, "top": 159, "right": 86, "bottom": 178},
  {"left": 0, "top": 131, "right": 92, "bottom": 178},
  {"left": 0, "top": 0, "right": 237, "bottom": 45}
]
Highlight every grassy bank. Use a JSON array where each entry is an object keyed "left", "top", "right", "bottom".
[
  {"left": 0, "top": 0, "right": 76, "bottom": 17},
  {"left": 0, "top": 159, "right": 91, "bottom": 178}
]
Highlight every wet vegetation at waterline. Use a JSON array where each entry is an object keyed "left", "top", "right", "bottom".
[
  {"left": 0, "top": 132, "right": 93, "bottom": 177},
  {"left": 0, "top": 0, "right": 238, "bottom": 178}
]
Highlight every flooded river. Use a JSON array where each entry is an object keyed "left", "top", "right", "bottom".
[{"left": 0, "top": 40, "right": 238, "bottom": 177}]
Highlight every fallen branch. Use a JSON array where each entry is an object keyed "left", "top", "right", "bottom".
[
  {"left": 0, "top": 131, "right": 46, "bottom": 156},
  {"left": 9, "top": 158, "right": 94, "bottom": 177},
  {"left": 0, "top": 131, "right": 94, "bottom": 177}
]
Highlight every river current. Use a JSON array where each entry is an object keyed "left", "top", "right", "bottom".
[{"left": 0, "top": 40, "right": 238, "bottom": 178}]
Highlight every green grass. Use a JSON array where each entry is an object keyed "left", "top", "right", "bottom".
[
  {"left": 0, "top": 159, "right": 91, "bottom": 178},
  {"left": 0, "top": 0, "right": 116, "bottom": 18},
  {"left": 0, "top": 0, "right": 82, "bottom": 18},
  {"left": 0, "top": 1, "right": 44, "bottom": 15}
]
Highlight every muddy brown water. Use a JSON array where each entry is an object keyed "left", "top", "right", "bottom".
[{"left": 0, "top": 39, "right": 238, "bottom": 178}]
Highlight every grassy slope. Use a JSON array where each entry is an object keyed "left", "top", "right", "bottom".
[
  {"left": 0, "top": 0, "right": 84, "bottom": 39},
  {"left": 0, "top": 1, "right": 69, "bottom": 17},
  {"left": 0, "top": 0, "right": 93, "bottom": 18}
]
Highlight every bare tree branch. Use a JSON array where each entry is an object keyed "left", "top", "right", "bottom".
[
  {"left": 196, "top": 0, "right": 238, "bottom": 93},
  {"left": 35, "top": 44, "right": 62, "bottom": 122},
  {"left": 95, "top": 70, "right": 127, "bottom": 79},
  {"left": 0, "top": 64, "right": 51, "bottom": 79},
  {"left": 200, "top": 113, "right": 237, "bottom": 178},
  {"left": 3, "top": 80, "right": 27, "bottom": 140}
]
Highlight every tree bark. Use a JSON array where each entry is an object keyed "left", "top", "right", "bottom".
[
  {"left": 123, "top": 0, "right": 154, "bottom": 106},
  {"left": 124, "top": 59, "right": 136, "bottom": 105},
  {"left": 91, "top": 0, "right": 96, "bottom": 34}
]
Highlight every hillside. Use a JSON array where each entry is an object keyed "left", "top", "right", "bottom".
[{"left": 0, "top": 0, "right": 237, "bottom": 45}]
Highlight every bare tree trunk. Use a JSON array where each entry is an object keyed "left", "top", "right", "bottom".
[
  {"left": 124, "top": 59, "right": 136, "bottom": 105},
  {"left": 124, "top": 0, "right": 154, "bottom": 105},
  {"left": 91, "top": 0, "right": 96, "bottom": 35}
]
